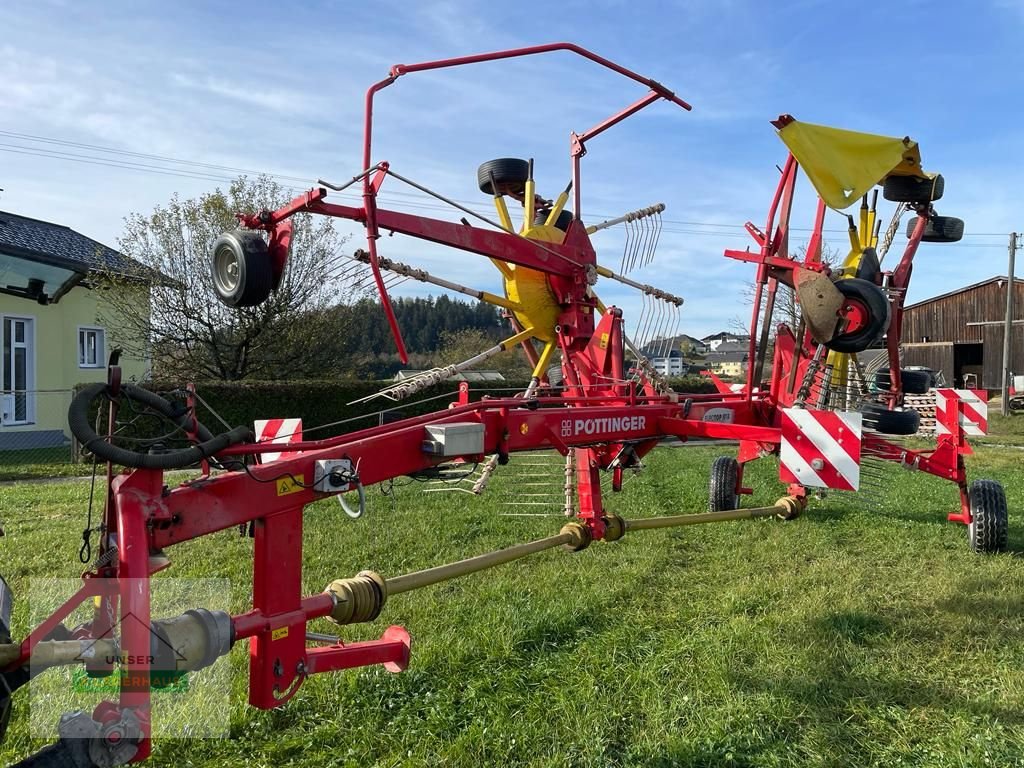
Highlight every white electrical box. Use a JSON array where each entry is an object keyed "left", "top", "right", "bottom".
[
  {"left": 422, "top": 422, "right": 485, "bottom": 457},
  {"left": 313, "top": 459, "right": 355, "bottom": 493}
]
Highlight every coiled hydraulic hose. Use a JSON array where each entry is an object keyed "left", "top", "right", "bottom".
[{"left": 68, "top": 383, "right": 252, "bottom": 470}]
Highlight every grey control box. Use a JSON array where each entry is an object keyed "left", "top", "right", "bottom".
[{"left": 421, "top": 422, "right": 485, "bottom": 457}]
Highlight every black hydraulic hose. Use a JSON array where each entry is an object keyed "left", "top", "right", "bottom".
[{"left": 68, "top": 383, "right": 253, "bottom": 470}]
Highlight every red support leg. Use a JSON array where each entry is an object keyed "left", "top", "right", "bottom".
[
  {"left": 249, "top": 506, "right": 308, "bottom": 708},
  {"left": 113, "top": 472, "right": 159, "bottom": 762},
  {"left": 575, "top": 447, "right": 605, "bottom": 538}
]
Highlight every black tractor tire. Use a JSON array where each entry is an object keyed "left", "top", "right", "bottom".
[
  {"left": 709, "top": 456, "right": 740, "bottom": 512},
  {"left": 906, "top": 215, "right": 964, "bottom": 244},
  {"left": 883, "top": 173, "right": 944, "bottom": 203},
  {"left": 546, "top": 363, "right": 564, "bottom": 388},
  {"left": 825, "top": 278, "right": 891, "bottom": 353},
  {"left": 211, "top": 230, "right": 273, "bottom": 308},
  {"left": 855, "top": 246, "right": 882, "bottom": 285},
  {"left": 10, "top": 739, "right": 94, "bottom": 768},
  {"left": 874, "top": 367, "right": 932, "bottom": 395},
  {"left": 968, "top": 479, "right": 1009, "bottom": 554},
  {"left": 860, "top": 402, "right": 921, "bottom": 435},
  {"left": 534, "top": 209, "right": 574, "bottom": 231},
  {"left": 477, "top": 158, "right": 530, "bottom": 196}
]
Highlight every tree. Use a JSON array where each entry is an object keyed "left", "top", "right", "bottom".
[
  {"left": 435, "top": 328, "right": 534, "bottom": 378},
  {"left": 98, "top": 176, "right": 352, "bottom": 381}
]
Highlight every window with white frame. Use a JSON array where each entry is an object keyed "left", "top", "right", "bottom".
[
  {"left": 3, "top": 315, "right": 35, "bottom": 424},
  {"left": 78, "top": 327, "right": 105, "bottom": 368}
]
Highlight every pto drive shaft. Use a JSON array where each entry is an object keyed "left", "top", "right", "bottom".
[{"left": 323, "top": 498, "right": 802, "bottom": 626}]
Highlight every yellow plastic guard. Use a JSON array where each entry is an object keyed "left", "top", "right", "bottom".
[{"left": 777, "top": 119, "right": 926, "bottom": 210}]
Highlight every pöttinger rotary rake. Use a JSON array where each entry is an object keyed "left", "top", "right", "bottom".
[{"left": 0, "top": 44, "right": 976, "bottom": 766}]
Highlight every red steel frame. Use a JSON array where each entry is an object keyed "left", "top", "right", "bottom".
[{"left": 714, "top": 144, "right": 978, "bottom": 520}]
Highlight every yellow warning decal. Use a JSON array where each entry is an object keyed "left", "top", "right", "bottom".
[
  {"left": 599, "top": 333, "right": 609, "bottom": 349},
  {"left": 276, "top": 475, "right": 304, "bottom": 496},
  {"left": 271, "top": 627, "right": 289, "bottom": 641}
]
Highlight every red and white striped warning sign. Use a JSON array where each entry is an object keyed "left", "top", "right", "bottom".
[
  {"left": 254, "top": 418, "right": 303, "bottom": 462},
  {"left": 935, "top": 389, "right": 988, "bottom": 436},
  {"left": 779, "top": 408, "right": 863, "bottom": 491}
]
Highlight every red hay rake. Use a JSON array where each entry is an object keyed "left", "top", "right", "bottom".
[{"left": 1, "top": 44, "right": 999, "bottom": 766}]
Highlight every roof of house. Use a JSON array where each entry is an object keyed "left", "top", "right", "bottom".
[
  {"left": 903, "top": 275, "right": 1024, "bottom": 311},
  {"left": 678, "top": 334, "right": 707, "bottom": 346},
  {"left": 0, "top": 210, "right": 160, "bottom": 304},
  {"left": 0, "top": 210, "right": 145, "bottom": 276},
  {"left": 712, "top": 340, "right": 748, "bottom": 353},
  {"left": 701, "top": 331, "right": 750, "bottom": 342}
]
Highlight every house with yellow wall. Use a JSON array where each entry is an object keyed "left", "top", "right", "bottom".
[
  {"left": 705, "top": 341, "right": 749, "bottom": 380},
  {"left": 0, "top": 211, "right": 151, "bottom": 450}
]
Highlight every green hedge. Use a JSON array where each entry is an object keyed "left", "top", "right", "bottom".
[
  {"left": 180, "top": 379, "right": 529, "bottom": 438},
  {"left": 174, "top": 375, "right": 715, "bottom": 438},
  {"left": 72, "top": 375, "right": 719, "bottom": 461}
]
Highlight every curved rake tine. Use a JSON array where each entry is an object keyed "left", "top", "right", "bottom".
[
  {"left": 619, "top": 218, "right": 633, "bottom": 274},
  {"left": 636, "top": 216, "right": 654, "bottom": 270},
  {"left": 647, "top": 210, "right": 663, "bottom": 268}
]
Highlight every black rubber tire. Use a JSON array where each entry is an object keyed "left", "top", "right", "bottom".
[
  {"left": 68, "top": 383, "right": 253, "bottom": 470},
  {"left": 546, "top": 363, "right": 564, "bottom": 388},
  {"left": 534, "top": 209, "right": 574, "bottom": 231},
  {"left": 709, "top": 456, "right": 739, "bottom": 512},
  {"left": 855, "top": 246, "right": 881, "bottom": 285},
  {"left": 211, "top": 230, "right": 273, "bottom": 308},
  {"left": 906, "top": 215, "right": 964, "bottom": 244},
  {"left": 9, "top": 739, "right": 94, "bottom": 768},
  {"left": 477, "top": 158, "right": 530, "bottom": 196},
  {"left": 825, "top": 278, "right": 891, "bottom": 353},
  {"left": 968, "top": 479, "right": 1008, "bottom": 554},
  {"left": 874, "top": 368, "right": 932, "bottom": 394},
  {"left": 883, "top": 173, "right": 944, "bottom": 203},
  {"left": 860, "top": 402, "right": 921, "bottom": 435}
]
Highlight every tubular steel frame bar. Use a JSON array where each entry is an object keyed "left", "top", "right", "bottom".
[{"left": 351, "top": 43, "right": 691, "bottom": 359}]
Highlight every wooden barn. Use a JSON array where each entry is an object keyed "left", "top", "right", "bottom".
[{"left": 901, "top": 275, "right": 1024, "bottom": 389}]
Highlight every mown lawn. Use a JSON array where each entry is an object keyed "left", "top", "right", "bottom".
[
  {"left": 0, "top": 446, "right": 95, "bottom": 482},
  {"left": 1, "top": 442, "right": 1024, "bottom": 767}
]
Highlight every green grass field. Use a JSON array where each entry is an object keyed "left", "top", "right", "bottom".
[{"left": 2, "top": 441, "right": 1024, "bottom": 767}]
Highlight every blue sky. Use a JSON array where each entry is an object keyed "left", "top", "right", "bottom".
[{"left": 2, "top": 0, "right": 1022, "bottom": 339}]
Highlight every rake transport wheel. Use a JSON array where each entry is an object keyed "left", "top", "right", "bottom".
[
  {"left": 905, "top": 215, "right": 965, "bottom": 244},
  {"left": 860, "top": 402, "right": 921, "bottom": 436},
  {"left": 211, "top": 230, "right": 273, "bottom": 308},
  {"left": 968, "top": 479, "right": 1009, "bottom": 554},
  {"left": 68, "top": 382, "right": 252, "bottom": 470},
  {"left": 875, "top": 367, "right": 932, "bottom": 394},
  {"left": 477, "top": 158, "right": 530, "bottom": 196},
  {"left": 534, "top": 208, "right": 574, "bottom": 231},
  {"left": 825, "top": 278, "right": 891, "bottom": 354},
  {"left": 883, "top": 173, "right": 944, "bottom": 203},
  {"left": 709, "top": 456, "right": 740, "bottom": 512}
]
